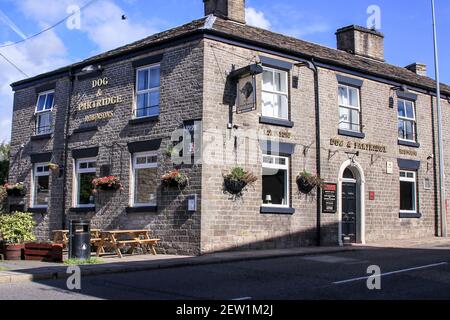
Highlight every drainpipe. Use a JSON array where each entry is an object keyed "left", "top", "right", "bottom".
[
  {"left": 298, "top": 59, "right": 321, "bottom": 246},
  {"left": 311, "top": 59, "right": 322, "bottom": 247},
  {"left": 62, "top": 68, "right": 75, "bottom": 230}
]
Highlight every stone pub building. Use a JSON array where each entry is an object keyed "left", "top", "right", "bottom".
[{"left": 7, "top": 0, "right": 450, "bottom": 255}]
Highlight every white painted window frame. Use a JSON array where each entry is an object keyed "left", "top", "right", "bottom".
[
  {"left": 74, "top": 158, "right": 96, "bottom": 208},
  {"left": 261, "top": 154, "right": 290, "bottom": 208},
  {"left": 31, "top": 162, "right": 50, "bottom": 209},
  {"left": 130, "top": 151, "right": 158, "bottom": 207},
  {"left": 397, "top": 98, "right": 417, "bottom": 143},
  {"left": 134, "top": 64, "right": 161, "bottom": 119},
  {"left": 338, "top": 84, "right": 361, "bottom": 132},
  {"left": 261, "top": 66, "right": 289, "bottom": 120},
  {"left": 399, "top": 170, "right": 417, "bottom": 214},
  {"left": 35, "top": 90, "right": 55, "bottom": 135}
]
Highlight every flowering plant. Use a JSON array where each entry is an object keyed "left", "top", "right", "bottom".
[
  {"left": 92, "top": 176, "right": 123, "bottom": 192},
  {"left": 161, "top": 170, "right": 188, "bottom": 188},
  {"left": 3, "top": 182, "right": 26, "bottom": 196}
]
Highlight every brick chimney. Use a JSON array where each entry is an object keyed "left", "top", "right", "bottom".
[
  {"left": 204, "top": 0, "right": 246, "bottom": 24},
  {"left": 405, "top": 63, "right": 427, "bottom": 77},
  {"left": 336, "top": 25, "right": 384, "bottom": 62}
]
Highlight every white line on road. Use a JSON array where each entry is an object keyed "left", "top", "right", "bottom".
[
  {"left": 232, "top": 297, "right": 253, "bottom": 300},
  {"left": 333, "top": 262, "right": 448, "bottom": 285}
]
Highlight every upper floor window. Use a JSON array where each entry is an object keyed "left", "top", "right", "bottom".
[
  {"left": 135, "top": 65, "right": 160, "bottom": 119},
  {"left": 338, "top": 84, "right": 361, "bottom": 132},
  {"left": 35, "top": 91, "right": 54, "bottom": 135},
  {"left": 398, "top": 99, "right": 416, "bottom": 142},
  {"left": 262, "top": 67, "right": 289, "bottom": 120},
  {"left": 32, "top": 163, "right": 50, "bottom": 208},
  {"left": 75, "top": 158, "right": 96, "bottom": 207},
  {"left": 131, "top": 152, "right": 158, "bottom": 207},
  {"left": 262, "top": 154, "right": 289, "bottom": 208}
]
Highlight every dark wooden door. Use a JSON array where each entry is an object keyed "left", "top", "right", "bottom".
[{"left": 342, "top": 182, "right": 357, "bottom": 243}]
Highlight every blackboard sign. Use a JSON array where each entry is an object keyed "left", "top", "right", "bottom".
[{"left": 322, "top": 183, "right": 337, "bottom": 213}]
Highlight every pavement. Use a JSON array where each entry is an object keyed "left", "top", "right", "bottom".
[
  {"left": 1, "top": 240, "right": 450, "bottom": 300},
  {"left": 0, "top": 237, "right": 448, "bottom": 286},
  {"left": 0, "top": 245, "right": 361, "bottom": 284}
]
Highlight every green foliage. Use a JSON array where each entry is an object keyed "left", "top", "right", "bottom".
[
  {"left": 0, "top": 212, "right": 36, "bottom": 244},
  {"left": 64, "top": 258, "right": 103, "bottom": 265},
  {"left": 297, "top": 170, "right": 323, "bottom": 187},
  {"left": 224, "top": 167, "right": 258, "bottom": 184},
  {"left": 0, "top": 142, "right": 10, "bottom": 185}
]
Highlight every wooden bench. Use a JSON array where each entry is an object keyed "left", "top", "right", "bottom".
[{"left": 96, "top": 230, "right": 160, "bottom": 258}]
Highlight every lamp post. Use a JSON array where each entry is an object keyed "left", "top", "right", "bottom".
[{"left": 432, "top": 0, "right": 447, "bottom": 237}]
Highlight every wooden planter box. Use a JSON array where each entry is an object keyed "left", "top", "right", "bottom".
[{"left": 24, "top": 243, "right": 63, "bottom": 262}]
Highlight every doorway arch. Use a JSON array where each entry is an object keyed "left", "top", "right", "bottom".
[{"left": 338, "top": 160, "right": 366, "bottom": 246}]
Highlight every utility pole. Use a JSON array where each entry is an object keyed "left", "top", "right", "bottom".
[{"left": 432, "top": 0, "right": 447, "bottom": 237}]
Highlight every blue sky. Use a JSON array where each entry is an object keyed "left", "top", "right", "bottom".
[{"left": 0, "top": 0, "right": 448, "bottom": 142}]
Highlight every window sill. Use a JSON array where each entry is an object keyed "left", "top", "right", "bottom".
[
  {"left": 260, "top": 206, "right": 295, "bottom": 215},
  {"left": 338, "top": 129, "right": 365, "bottom": 139},
  {"left": 31, "top": 133, "right": 52, "bottom": 141},
  {"left": 399, "top": 212, "right": 422, "bottom": 219},
  {"left": 70, "top": 207, "right": 96, "bottom": 213},
  {"left": 28, "top": 207, "right": 48, "bottom": 214},
  {"left": 126, "top": 206, "right": 158, "bottom": 213},
  {"left": 73, "top": 126, "right": 98, "bottom": 134},
  {"left": 259, "top": 116, "right": 294, "bottom": 128},
  {"left": 129, "top": 115, "right": 159, "bottom": 125},
  {"left": 398, "top": 140, "right": 420, "bottom": 148}
]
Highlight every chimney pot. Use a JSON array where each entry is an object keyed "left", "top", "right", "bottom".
[
  {"left": 336, "top": 25, "right": 384, "bottom": 62},
  {"left": 203, "top": 0, "right": 246, "bottom": 24}
]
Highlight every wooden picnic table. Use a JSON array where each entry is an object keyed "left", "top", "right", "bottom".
[{"left": 95, "top": 230, "right": 160, "bottom": 258}]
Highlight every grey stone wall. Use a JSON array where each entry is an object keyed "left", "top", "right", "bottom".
[{"left": 9, "top": 39, "right": 205, "bottom": 256}]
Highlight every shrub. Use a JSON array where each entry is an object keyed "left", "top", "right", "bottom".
[{"left": 0, "top": 212, "right": 36, "bottom": 244}]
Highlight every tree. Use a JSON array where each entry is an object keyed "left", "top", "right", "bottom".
[{"left": 0, "top": 142, "right": 10, "bottom": 185}]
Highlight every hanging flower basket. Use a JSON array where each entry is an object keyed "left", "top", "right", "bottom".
[
  {"left": 4, "top": 182, "right": 26, "bottom": 197},
  {"left": 223, "top": 167, "right": 257, "bottom": 196},
  {"left": 161, "top": 170, "right": 189, "bottom": 189},
  {"left": 48, "top": 163, "right": 59, "bottom": 172},
  {"left": 296, "top": 171, "right": 323, "bottom": 194},
  {"left": 92, "top": 176, "right": 123, "bottom": 192}
]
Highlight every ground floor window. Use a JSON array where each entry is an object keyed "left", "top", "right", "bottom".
[
  {"left": 400, "top": 170, "right": 417, "bottom": 213},
  {"left": 262, "top": 154, "right": 289, "bottom": 207},
  {"left": 132, "top": 152, "right": 158, "bottom": 207},
  {"left": 32, "top": 163, "right": 50, "bottom": 208},
  {"left": 75, "top": 158, "right": 96, "bottom": 207}
]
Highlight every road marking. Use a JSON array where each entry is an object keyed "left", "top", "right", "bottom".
[
  {"left": 333, "top": 262, "right": 448, "bottom": 285},
  {"left": 232, "top": 297, "right": 252, "bottom": 300}
]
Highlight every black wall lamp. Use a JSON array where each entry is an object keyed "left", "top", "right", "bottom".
[{"left": 389, "top": 85, "right": 409, "bottom": 108}]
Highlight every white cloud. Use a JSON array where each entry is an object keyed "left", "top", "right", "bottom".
[
  {"left": 0, "top": 0, "right": 165, "bottom": 142},
  {"left": 0, "top": 29, "right": 70, "bottom": 142},
  {"left": 245, "top": 7, "right": 271, "bottom": 30},
  {"left": 281, "top": 23, "right": 329, "bottom": 38},
  {"left": 17, "top": 0, "right": 163, "bottom": 52}
]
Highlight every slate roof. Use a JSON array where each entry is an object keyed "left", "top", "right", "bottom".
[{"left": 11, "top": 15, "right": 450, "bottom": 96}]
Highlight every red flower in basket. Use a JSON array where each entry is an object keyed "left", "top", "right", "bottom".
[{"left": 92, "top": 176, "right": 123, "bottom": 192}]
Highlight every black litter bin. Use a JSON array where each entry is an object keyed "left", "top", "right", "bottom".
[{"left": 68, "top": 220, "right": 91, "bottom": 260}]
